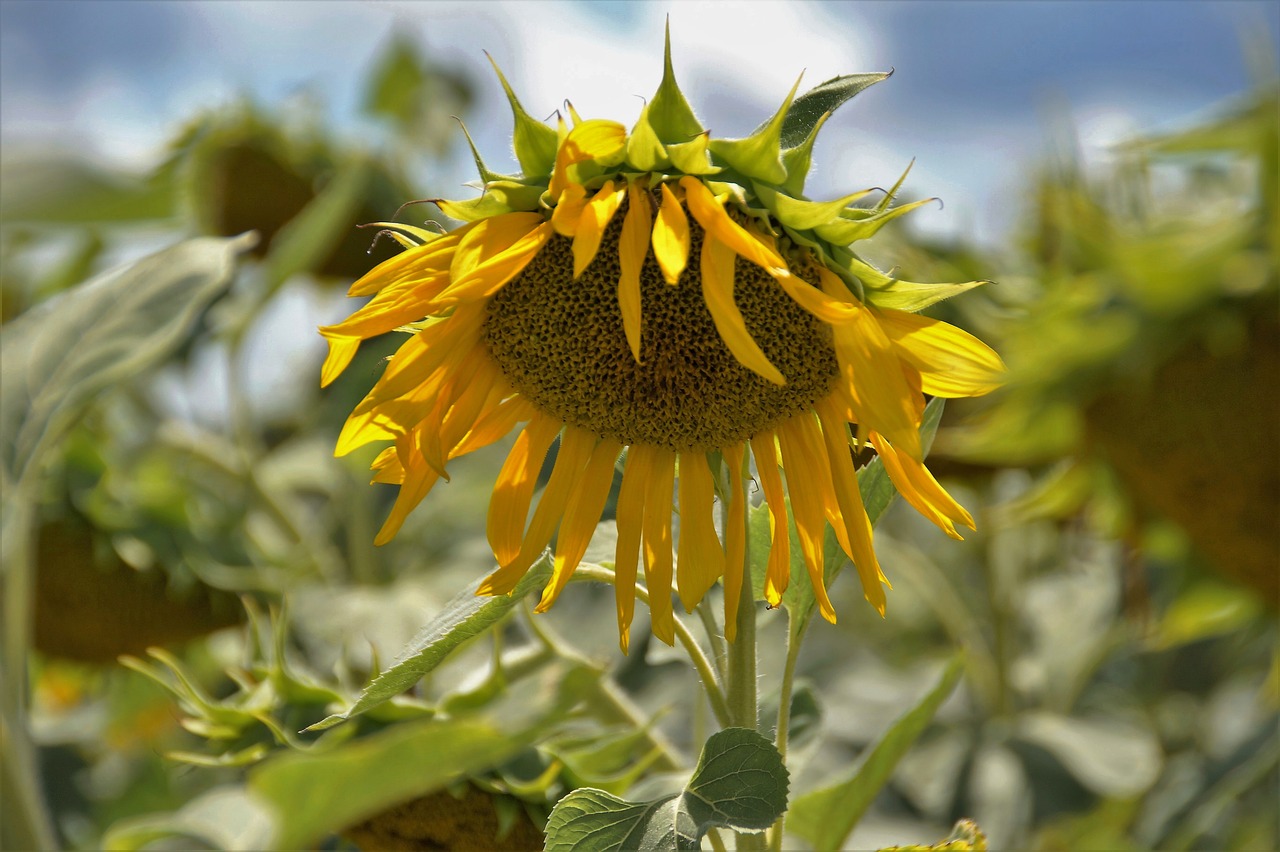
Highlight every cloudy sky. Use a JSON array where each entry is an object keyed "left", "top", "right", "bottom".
[{"left": 2, "top": 0, "right": 1276, "bottom": 245}]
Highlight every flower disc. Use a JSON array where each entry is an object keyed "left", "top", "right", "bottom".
[{"left": 483, "top": 205, "right": 839, "bottom": 452}]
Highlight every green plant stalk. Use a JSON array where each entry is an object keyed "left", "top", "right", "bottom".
[
  {"left": 723, "top": 465, "right": 765, "bottom": 852},
  {"left": 574, "top": 565, "right": 732, "bottom": 730},
  {"left": 767, "top": 614, "right": 806, "bottom": 852},
  {"left": 695, "top": 596, "right": 728, "bottom": 683}
]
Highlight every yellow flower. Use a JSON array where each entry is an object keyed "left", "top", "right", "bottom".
[{"left": 320, "top": 34, "right": 1005, "bottom": 652}]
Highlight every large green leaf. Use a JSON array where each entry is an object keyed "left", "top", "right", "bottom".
[
  {"left": 544, "top": 727, "right": 788, "bottom": 851},
  {"left": 787, "top": 657, "right": 964, "bottom": 850},
  {"left": 262, "top": 158, "right": 369, "bottom": 292},
  {"left": 105, "top": 665, "right": 592, "bottom": 851},
  {"left": 0, "top": 234, "right": 253, "bottom": 486},
  {"left": 307, "top": 557, "right": 554, "bottom": 731}
]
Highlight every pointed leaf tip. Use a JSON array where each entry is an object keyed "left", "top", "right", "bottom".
[
  {"left": 485, "top": 52, "right": 558, "bottom": 178},
  {"left": 648, "top": 22, "right": 703, "bottom": 144},
  {"left": 779, "top": 72, "right": 893, "bottom": 149}
]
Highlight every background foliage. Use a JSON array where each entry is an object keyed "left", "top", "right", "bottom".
[{"left": 1, "top": 26, "right": 1276, "bottom": 852}]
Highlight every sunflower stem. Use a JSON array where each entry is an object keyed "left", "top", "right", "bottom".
[
  {"left": 573, "top": 565, "right": 732, "bottom": 730},
  {"left": 767, "top": 613, "right": 806, "bottom": 852},
  {"left": 696, "top": 585, "right": 728, "bottom": 683}
]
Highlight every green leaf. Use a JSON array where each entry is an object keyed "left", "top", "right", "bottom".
[
  {"left": 307, "top": 557, "right": 553, "bottom": 731},
  {"left": 778, "top": 72, "right": 892, "bottom": 150},
  {"left": 362, "top": 36, "right": 428, "bottom": 128},
  {"left": 544, "top": 728, "right": 788, "bottom": 851},
  {"left": 709, "top": 75, "right": 801, "bottom": 185},
  {"left": 263, "top": 158, "right": 369, "bottom": 291},
  {"left": 1, "top": 234, "right": 253, "bottom": 487},
  {"left": 0, "top": 155, "right": 177, "bottom": 225},
  {"left": 787, "top": 657, "right": 964, "bottom": 851}
]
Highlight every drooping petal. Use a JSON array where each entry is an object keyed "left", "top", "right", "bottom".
[
  {"left": 485, "top": 415, "right": 561, "bottom": 566},
  {"left": 816, "top": 398, "right": 888, "bottom": 615},
  {"left": 642, "top": 447, "right": 677, "bottom": 645},
  {"left": 614, "top": 445, "right": 654, "bottom": 653},
  {"left": 573, "top": 180, "right": 627, "bottom": 277},
  {"left": 680, "top": 175, "right": 789, "bottom": 275},
  {"left": 819, "top": 267, "right": 924, "bottom": 459},
  {"left": 871, "top": 432, "right": 975, "bottom": 540},
  {"left": 538, "top": 437, "right": 622, "bottom": 612},
  {"left": 878, "top": 308, "right": 1007, "bottom": 398},
  {"left": 551, "top": 182, "right": 589, "bottom": 237},
  {"left": 482, "top": 426, "right": 597, "bottom": 594},
  {"left": 700, "top": 235, "right": 785, "bottom": 385},
  {"left": 750, "top": 432, "right": 790, "bottom": 607},
  {"left": 452, "top": 395, "right": 537, "bottom": 458},
  {"left": 618, "top": 181, "right": 653, "bottom": 362},
  {"left": 775, "top": 416, "right": 837, "bottom": 623},
  {"left": 675, "top": 452, "right": 725, "bottom": 612},
  {"left": 651, "top": 182, "right": 690, "bottom": 285},
  {"left": 347, "top": 228, "right": 467, "bottom": 298},
  {"left": 722, "top": 442, "right": 747, "bottom": 644},
  {"left": 374, "top": 427, "right": 442, "bottom": 546}
]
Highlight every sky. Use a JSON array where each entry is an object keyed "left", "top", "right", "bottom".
[{"left": 2, "top": 0, "right": 1277, "bottom": 247}]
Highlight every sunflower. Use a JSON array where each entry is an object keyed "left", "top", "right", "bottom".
[{"left": 320, "top": 34, "right": 1005, "bottom": 652}]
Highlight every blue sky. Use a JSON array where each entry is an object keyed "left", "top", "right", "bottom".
[{"left": 2, "top": 0, "right": 1276, "bottom": 244}]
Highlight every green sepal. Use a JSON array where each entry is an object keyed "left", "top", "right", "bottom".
[
  {"left": 647, "top": 20, "right": 704, "bottom": 144},
  {"left": 434, "top": 180, "right": 543, "bottom": 222},
  {"left": 708, "top": 74, "right": 802, "bottom": 185},
  {"left": 844, "top": 245, "right": 990, "bottom": 312},
  {"left": 753, "top": 182, "right": 879, "bottom": 232},
  {"left": 778, "top": 72, "right": 892, "bottom": 149},
  {"left": 877, "top": 158, "right": 915, "bottom": 211},
  {"left": 456, "top": 118, "right": 518, "bottom": 184},
  {"left": 779, "top": 111, "right": 831, "bottom": 196},
  {"left": 486, "top": 53, "right": 558, "bottom": 179},
  {"left": 815, "top": 196, "right": 936, "bottom": 244},
  {"left": 666, "top": 132, "right": 720, "bottom": 175},
  {"left": 627, "top": 104, "right": 673, "bottom": 172}
]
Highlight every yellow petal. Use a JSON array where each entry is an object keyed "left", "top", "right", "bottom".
[
  {"left": 551, "top": 182, "right": 589, "bottom": 237},
  {"left": 816, "top": 399, "right": 887, "bottom": 615},
  {"left": 450, "top": 212, "right": 544, "bottom": 282},
  {"left": 701, "top": 236, "right": 785, "bottom": 385},
  {"left": 573, "top": 180, "right": 626, "bottom": 278},
  {"left": 819, "top": 268, "right": 924, "bottom": 460},
  {"left": 618, "top": 181, "right": 652, "bottom": 363},
  {"left": 722, "top": 442, "right": 747, "bottom": 644},
  {"left": 548, "top": 119, "right": 627, "bottom": 200},
  {"left": 370, "top": 446, "right": 402, "bottom": 484},
  {"left": 485, "top": 415, "right": 560, "bottom": 566},
  {"left": 878, "top": 308, "right": 1007, "bottom": 398},
  {"left": 750, "top": 432, "right": 790, "bottom": 607},
  {"left": 435, "top": 221, "right": 552, "bottom": 308},
  {"left": 675, "top": 453, "right": 725, "bottom": 613},
  {"left": 871, "top": 432, "right": 974, "bottom": 540},
  {"left": 614, "top": 445, "right": 653, "bottom": 654},
  {"left": 642, "top": 447, "right": 677, "bottom": 646},
  {"left": 775, "top": 417, "right": 837, "bottom": 624},
  {"left": 320, "top": 269, "right": 450, "bottom": 349},
  {"left": 537, "top": 437, "right": 622, "bottom": 612},
  {"left": 482, "top": 426, "right": 595, "bottom": 595},
  {"left": 319, "top": 333, "right": 361, "bottom": 387},
  {"left": 347, "top": 228, "right": 467, "bottom": 297},
  {"left": 374, "top": 430, "right": 442, "bottom": 545},
  {"left": 452, "top": 395, "right": 536, "bottom": 457},
  {"left": 679, "top": 175, "right": 788, "bottom": 275},
  {"left": 651, "top": 182, "right": 690, "bottom": 285}
]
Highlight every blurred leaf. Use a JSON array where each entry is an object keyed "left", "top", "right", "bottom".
[
  {"left": 787, "top": 656, "right": 963, "bottom": 850},
  {"left": 262, "top": 158, "right": 370, "bottom": 292},
  {"left": 543, "top": 727, "right": 788, "bottom": 851},
  {"left": 1, "top": 234, "right": 252, "bottom": 488},
  {"left": 102, "top": 786, "right": 276, "bottom": 852},
  {"left": 363, "top": 37, "right": 431, "bottom": 127},
  {"left": 1149, "top": 582, "right": 1265, "bottom": 650},
  {"left": 0, "top": 155, "right": 177, "bottom": 225},
  {"left": 307, "top": 556, "right": 553, "bottom": 731},
  {"left": 1015, "top": 712, "right": 1162, "bottom": 797}
]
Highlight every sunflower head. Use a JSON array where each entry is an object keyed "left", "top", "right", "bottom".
[{"left": 320, "top": 29, "right": 1006, "bottom": 652}]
